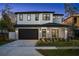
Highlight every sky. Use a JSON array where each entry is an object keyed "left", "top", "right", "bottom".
[{"left": 0, "top": 3, "right": 79, "bottom": 17}]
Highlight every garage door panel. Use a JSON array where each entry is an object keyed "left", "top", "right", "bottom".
[{"left": 19, "top": 29, "right": 38, "bottom": 39}]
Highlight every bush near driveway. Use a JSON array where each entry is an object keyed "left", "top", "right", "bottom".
[
  {"left": 0, "top": 33, "right": 8, "bottom": 41},
  {"left": 36, "top": 39, "right": 79, "bottom": 47}
]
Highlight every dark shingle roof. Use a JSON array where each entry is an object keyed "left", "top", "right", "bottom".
[
  {"left": 14, "top": 23, "right": 71, "bottom": 27},
  {"left": 53, "top": 14, "right": 64, "bottom": 16}
]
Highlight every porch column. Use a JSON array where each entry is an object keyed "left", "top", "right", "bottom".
[
  {"left": 64, "top": 28, "right": 68, "bottom": 39},
  {"left": 15, "top": 28, "right": 18, "bottom": 40}
]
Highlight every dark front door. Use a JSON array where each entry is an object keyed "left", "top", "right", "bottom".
[{"left": 19, "top": 29, "right": 38, "bottom": 39}]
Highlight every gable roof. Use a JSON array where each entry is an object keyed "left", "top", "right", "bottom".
[{"left": 64, "top": 13, "right": 79, "bottom": 22}]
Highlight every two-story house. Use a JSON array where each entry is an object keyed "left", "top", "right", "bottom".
[{"left": 14, "top": 11, "right": 69, "bottom": 40}]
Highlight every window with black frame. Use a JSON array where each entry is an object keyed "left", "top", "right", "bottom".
[
  {"left": 43, "top": 14, "right": 50, "bottom": 20},
  {"left": 35, "top": 14, "right": 39, "bottom": 21},
  {"left": 73, "top": 17, "right": 77, "bottom": 24},
  {"left": 19, "top": 14, "right": 23, "bottom": 21},
  {"left": 42, "top": 29, "right": 46, "bottom": 38}
]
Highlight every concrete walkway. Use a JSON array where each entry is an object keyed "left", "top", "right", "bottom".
[
  {"left": 0, "top": 47, "right": 42, "bottom": 56},
  {"left": 2, "top": 40, "right": 38, "bottom": 47},
  {"left": 35, "top": 47, "right": 79, "bottom": 49},
  {"left": 0, "top": 40, "right": 42, "bottom": 56}
]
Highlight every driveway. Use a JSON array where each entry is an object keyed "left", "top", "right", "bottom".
[{"left": 0, "top": 40, "right": 42, "bottom": 56}]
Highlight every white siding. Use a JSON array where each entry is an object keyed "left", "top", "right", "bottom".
[
  {"left": 59, "top": 28, "right": 65, "bottom": 38},
  {"left": 16, "top": 13, "right": 53, "bottom": 24},
  {"left": 16, "top": 13, "right": 63, "bottom": 24},
  {"left": 15, "top": 27, "right": 66, "bottom": 39},
  {"left": 53, "top": 16, "right": 63, "bottom": 24},
  {"left": 9, "top": 32, "right": 16, "bottom": 40}
]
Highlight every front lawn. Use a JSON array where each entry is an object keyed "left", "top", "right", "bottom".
[
  {"left": 36, "top": 39, "right": 79, "bottom": 47},
  {"left": 37, "top": 49, "right": 79, "bottom": 56}
]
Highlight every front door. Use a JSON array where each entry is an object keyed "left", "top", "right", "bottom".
[
  {"left": 42, "top": 29, "right": 46, "bottom": 38},
  {"left": 52, "top": 29, "right": 59, "bottom": 38}
]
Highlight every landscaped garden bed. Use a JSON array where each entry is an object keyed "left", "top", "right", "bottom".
[
  {"left": 36, "top": 38, "right": 79, "bottom": 47},
  {"left": 37, "top": 49, "right": 79, "bottom": 56},
  {"left": 0, "top": 34, "right": 15, "bottom": 46},
  {"left": 0, "top": 40, "right": 15, "bottom": 46}
]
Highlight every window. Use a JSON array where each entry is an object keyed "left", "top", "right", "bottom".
[
  {"left": 15, "top": 15, "right": 17, "bottom": 23},
  {"left": 42, "top": 29, "right": 46, "bottom": 38},
  {"left": 19, "top": 14, "right": 23, "bottom": 21},
  {"left": 53, "top": 17, "right": 56, "bottom": 23},
  {"left": 74, "top": 17, "right": 77, "bottom": 24},
  {"left": 35, "top": 14, "right": 39, "bottom": 21},
  {"left": 52, "top": 29, "right": 59, "bottom": 38},
  {"left": 43, "top": 14, "right": 50, "bottom": 20},
  {"left": 27, "top": 14, "right": 31, "bottom": 21}
]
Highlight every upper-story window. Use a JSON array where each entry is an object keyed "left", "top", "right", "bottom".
[
  {"left": 35, "top": 14, "right": 39, "bottom": 21},
  {"left": 73, "top": 17, "right": 77, "bottom": 24},
  {"left": 27, "top": 14, "right": 31, "bottom": 21},
  {"left": 19, "top": 14, "right": 23, "bottom": 21},
  {"left": 53, "top": 16, "right": 58, "bottom": 23},
  {"left": 15, "top": 14, "right": 17, "bottom": 23},
  {"left": 43, "top": 14, "right": 50, "bottom": 20}
]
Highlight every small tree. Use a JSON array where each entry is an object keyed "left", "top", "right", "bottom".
[
  {"left": 0, "top": 4, "right": 15, "bottom": 40},
  {"left": 2, "top": 13, "right": 14, "bottom": 32},
  {"left": 2, "top": 4, "right": 15, "bottom": 32},
  {"left": 0, "top": 19, "right": 8, "bottom": 40}
]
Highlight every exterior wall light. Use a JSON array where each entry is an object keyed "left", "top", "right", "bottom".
[
  {"left": 47, "top": 30, "right": 49, "bottom": 33},
  {"left": 65, "top": 28, "right": 68, "bottom": 39},
  {"left": 16, "top": 30, "right": 18, "bottom": 33},
  {"left": 39, "top": 30, "right": 41, "bottom": 32}
]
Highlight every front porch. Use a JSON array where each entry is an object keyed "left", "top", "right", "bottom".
[{"left": 38, "top": 27, "right": 68, "bottom": 40}]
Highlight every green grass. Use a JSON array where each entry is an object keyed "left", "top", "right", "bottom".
[
  {"left": 0, "top": 40, "right": 15, "bottom": 46},
  {"left": 37, "top": 49, "right": 79, "bottom": 56},
  {"left": 36, "top": 40, "right": 79, "bottom": 47}
]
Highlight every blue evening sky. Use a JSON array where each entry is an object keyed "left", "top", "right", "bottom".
[{"left": 0, "top": 3, "right": 79, "bottom": 16}]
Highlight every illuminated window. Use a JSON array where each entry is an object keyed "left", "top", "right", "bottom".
[
  {"left": 43, "top": 14, "right": 50, "bottom": 20},
  {"left": 42, "top": 29, "right": 46, "bottom": 38},
  {"left": 27, "top": 14, "right": 31, "bottom": 21},
  {"left": 52, "top": 29, "right": 59, "bottom": 38}
]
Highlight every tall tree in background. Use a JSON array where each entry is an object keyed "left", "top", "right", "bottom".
[
  {"left": 64, "top": 3, "right": 79, "bottom": 39},
  {"left": 0, "top": 4, "right": 14, "bottom": 40},
  {"left": 2, "top": 4, "right": 14, "bottom": 32}
]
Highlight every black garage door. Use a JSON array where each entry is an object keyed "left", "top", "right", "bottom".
[{"left": 19, "top": 29, "right": 38, "bottom": 39}]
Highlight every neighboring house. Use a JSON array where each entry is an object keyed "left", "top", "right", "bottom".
[
  {"left": 14, "top": 11, "right": 70, "bottom": 40},
  {"left": 63, "top": 13, "right": 79, "bottom": 38},
  {"left": 63, "top": 13, "right": 79, "bottom": 28}
]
